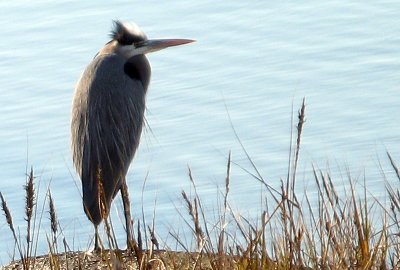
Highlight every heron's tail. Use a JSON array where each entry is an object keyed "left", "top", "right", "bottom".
[
  {"left": 82, "top": 167, "right": 111, "bottom": 226},
  {"left": 82, "top": 164, "right": 124, "bottom": 226}
]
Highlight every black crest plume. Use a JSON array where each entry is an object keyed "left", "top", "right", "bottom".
[{"left": 110, "top": 20, "right": 147, "bottom": 45}]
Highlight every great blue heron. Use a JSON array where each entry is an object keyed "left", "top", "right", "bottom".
[{"left": 71, "top": 20, "right": 193, "bottom": 250}]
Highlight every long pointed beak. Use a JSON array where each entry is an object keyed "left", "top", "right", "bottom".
[{"left": 137, "top": 38, "right": 195, "bottom": 54}]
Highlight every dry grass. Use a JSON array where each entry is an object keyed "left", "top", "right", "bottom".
[{"left": 2, "top": 99, "right": 400, "bottom": 269}]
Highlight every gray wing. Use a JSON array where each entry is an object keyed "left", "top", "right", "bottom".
[{"left": 71, "top": 54, "right": 146, "bottom": 224}]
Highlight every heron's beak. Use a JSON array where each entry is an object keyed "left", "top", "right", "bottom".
[{"left": 137, "top": 38, "right": 195, "bottom": 54}]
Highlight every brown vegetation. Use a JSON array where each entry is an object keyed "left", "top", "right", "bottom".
[{"left": 2, "top": 99, "right": 400, "bottom": 269}]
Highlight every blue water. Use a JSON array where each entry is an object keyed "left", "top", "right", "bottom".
[{"left": 0, "top": 0, "right": 400, "bottom": 264}]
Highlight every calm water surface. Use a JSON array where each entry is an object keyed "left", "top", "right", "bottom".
[{"left": 0, "top": 0, "right": 399, "bottom": 264}]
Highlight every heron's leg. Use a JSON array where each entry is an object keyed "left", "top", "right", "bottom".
[
  {"left": 121, "top": 178, "right": 133, "bottom": 249},
  {"left": 94, "top": 225, "right": 100, "bottom": 251}
]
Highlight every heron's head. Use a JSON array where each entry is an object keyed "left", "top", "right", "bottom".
[{"left": 102, "top": 20, "right": 194, "bottom": 59}]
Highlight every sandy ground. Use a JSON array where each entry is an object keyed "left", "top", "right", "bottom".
[{"left": 1, "top": 249, "right": 211, "bottom": 270}]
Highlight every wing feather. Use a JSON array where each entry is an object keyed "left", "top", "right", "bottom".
[{"left": 71, "top": 54, "right": 146, "bottom": 224}]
